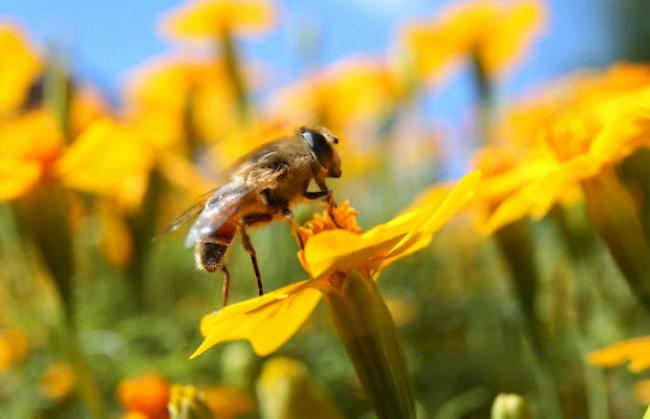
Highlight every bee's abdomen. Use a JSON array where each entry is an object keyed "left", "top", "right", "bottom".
[{"left": 195, "top": 241, "right": 229, "bottom": 272}]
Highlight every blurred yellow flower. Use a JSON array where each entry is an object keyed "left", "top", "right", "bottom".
[
  {"left": 589, "top": 336, "right": 650, "bottom": 373},
  {"left": 0, "top": 109, "right": 63, "bottom": 200},
  {"left": 0, "top": 112, "right": 155, "bottom": 209},
  {"left": 118, "top": 373, "right": 170, "bottom": 419},
  {"left": 272, "top": 57, "right": 401, "bottom": 132},
  {"left": 400, "top": 0, "right": 546, "bottom": 82},
  {"left": 269, "top": 57, "right": 400, "bottom": 173},
  {"left": 0, "top": 21, "right": 42, "bottom": 116},
  {"left": 485, "top": 88, "right": 650, "bottom": 232},
  {"left": 69, "top": 86, "right": 110, "bottom": 137},
  {"left": 190, "top": 171, "right": 480, "bottom": 358},
  {"left": 124, "top": 54, "right": 241, "bottom": 149},
  {"left": 0, "top": 328, "right": 29, "bottom": 372},
  {"left": 257, "top": 357, "right": 344, "bottom": 419},
  {"left": 38, "top": 362, "right": 75, "bottom": 402},
  {"left": 160, "top": 0, "right": 276, "bottom": 41}
]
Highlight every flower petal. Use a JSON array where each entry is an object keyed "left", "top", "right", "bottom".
[
  {"left": 56, "top": 119, "right": 153, "bottom": 209},
  {"left": 303, "top": 171, "right": 480, "bottom": 276},
  {"left": 484, "top": 155, "right": 601, "bottom": 233},
  {"left": 0, "top": 158, "right": 41, "bottom": 200},
  {"left": 160, "top": 0, "right": 276, "bottom": 41},
  {"left": 376, "top": 170, "right": 481, "bottom": 267},
  {"left": 589, "top": 336, "right": 650, "bottom": 373},
  {"left": 304, "top": 230, "right": 406, "bottom": 278},
  {"left": 191, "top": 279, "right": 323, "bottom": 358}
]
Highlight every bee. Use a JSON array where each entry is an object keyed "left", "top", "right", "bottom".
[{"left": 165, "top": 126, "right": 342, "bottom": 306}]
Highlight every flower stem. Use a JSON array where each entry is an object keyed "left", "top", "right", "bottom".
[
  {"left": 494, "top": 220, "right": 565, "bottom": 419},
  {"left": 219, "top": 28, "right": 249, "bottom": 123},
  {"left": 582, "top": 167, "right": 650, "bottom": 312},
  {"left": 323, "top": 270, "right": 415, "bottom": 419}
]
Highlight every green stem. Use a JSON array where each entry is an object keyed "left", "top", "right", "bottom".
[
  {"left": 15, "top": 184, "right": 75, "bottom": 325},
  {"left": 52, "top": 325, "right": 106, "bottom": 419},
  {"left": 126, "top": 170, "right": 164, "bottom": 311},
  {"left": 323, "top": 271, "right": 415, "bottom": 419},
  {"left": 219, "top": 28, "right": 249, "bottom": 123},
  {"left": 44, "top": 53, "right": 73, "bottom": 141},
  {"left": 494, "top": 220, "right": 565, "bottom": 419},
  {"left": 581, "top": 167, "right": 650, "bottom": 312},
  {"left": 470, "top": 49, "right": 495, "bottom": 145}
]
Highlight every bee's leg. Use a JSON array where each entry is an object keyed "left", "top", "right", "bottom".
[
  {"left": 312, "top": 179, "right": 340, "bottom": 228},
  {"left": 238, "top": 222, "right": 264, "bottom": 296},
  {"left": 282, "top": 207, "right": 304, "bottom": 250},
  {"left": 221, "top": 265, "right": 231, "bottom": 307}
]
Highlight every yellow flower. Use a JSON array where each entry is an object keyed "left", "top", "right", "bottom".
[
  {"left": 190, "top": 170, "right": 480, "bottom": 358},
  {"left": 589, "top": 336, "right": 650, "bottom": 373},
  {"left": 0, "top": 109, "right": 63, "bottom": 200},
  {"left": 0, "top": 21, "right": 42, "bottom": 116},
  {"left": 0, "top": 112, "right": 155, "bottom": 209},
  {"left": 257, "top": 357, "right": 344, "bottom": 419},
  {"left": 269, "top": 57, "right": 401, "bottom": 173},
  {"left": 400, "top": 0, "right": 546, "bottom": 82},
  {"left": 271, "top": 57, "right": 401, "bottom": 132},
  {"left": 56, "top": 118, "right": 154, "bottom": 210},
  {"left": 38, "top": 362, "right": 75, "bottom": 402},
  {"left": 117, "top": 373, "right": 170, "bottom": 419},
  {"left": 124, "top": 54, "right": 241, "bottom": 148},
  {"left": 160, "top": 0, "right": 276, "bottom": 41},
  {"left": 485, "top": 88, "right": 650, "bottom": 233}
]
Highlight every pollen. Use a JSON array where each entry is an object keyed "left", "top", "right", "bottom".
[{"left": 298, "top": 200, "right": 362, "bottom": 244}]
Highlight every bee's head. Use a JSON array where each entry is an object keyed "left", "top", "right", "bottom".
[{"left": 299, "top": 126, "right": 342, "bottom": 178}]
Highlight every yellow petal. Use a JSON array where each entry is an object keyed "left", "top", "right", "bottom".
[
  {"left": 303, "top": 230, "right": 407, "bottom": 278},
  {"left": 0, "top": 158, "right": 41, "bottom": 200},
  {"left": 56, "top": 119, "right": 153, "bottom": 209},
  {"left": 589, "top": 92, "right": 650, "bottom": 164},
  {"left": 374, "top": 170, "right": 481, "bottom": 267},
  {"left": 589, "top": 336, "right": 650, "bottom": 373},
  {"left": 303, "top": 171, "right": 480, "bottom": 276},
  {"left": 160, "top": 0, "right": 276, "bottom": 41},
  {"left": 0, "top": 22, "right": 42, "bottom": 114},
  {"left": 484, "top": 156, "right": 601, "bottom": 234},
  {"left": 191, "top": 279, "right": 323, "bottom": 358}
]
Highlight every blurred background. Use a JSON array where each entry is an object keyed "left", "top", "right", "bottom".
[{"left": 2, "top": 0, "right": 650, "bottom": 418}]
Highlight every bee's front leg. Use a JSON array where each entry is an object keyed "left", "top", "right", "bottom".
[
  {"left": 238, "top": 220, "right": 264, "bottom": 297},
  {"left": 314, "top": 179, "right": 340, "bottom": 228}
]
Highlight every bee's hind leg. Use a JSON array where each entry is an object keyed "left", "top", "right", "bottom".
[
  {"left": 221, "top": 265, "right": 231, "bottom": 307},
  {"left": 238, "top": 219, "right": 267, "bottom": 297}
]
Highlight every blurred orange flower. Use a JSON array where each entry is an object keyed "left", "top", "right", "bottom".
[
  {"left": 0, "top": 328, "right": 29, "bottom": 372},
  {"left": 190, "top": 171, "right": 480, "bottom": 358},
  {"left": 118, "top": 373, "right": 170, "bottom": 419},
  {"left": 400, "top": 0, "right": 546, "bottom": 83},
  {"left": 0, "top": 21, "right": 42, "bottom": 116},
  {"left": 160, "top": 0, "right": 276, "bottom": 41},
  {"left": 201, "top": 385, "right": 255, "bottom": 419}
]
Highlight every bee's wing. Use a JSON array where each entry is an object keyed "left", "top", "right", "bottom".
[
  {"left": 184, "top": 182, "right": 255, "bottom": 247},
  {"left": 156, "top": 187, "right": 220, "bottom": 240}
]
